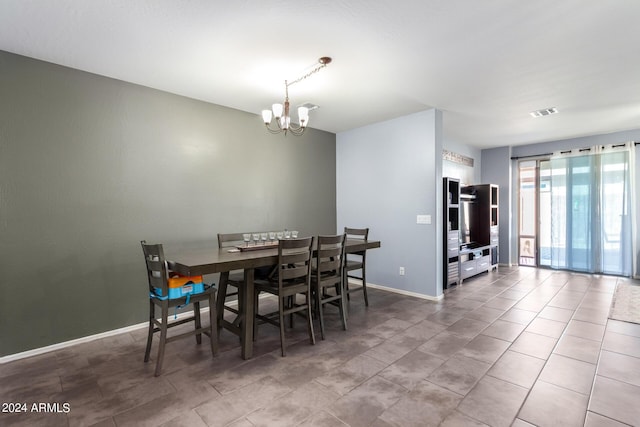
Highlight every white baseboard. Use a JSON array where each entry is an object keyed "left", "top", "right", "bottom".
[
  {"left": 0, "top": 298, "right": 235, "bottom": 364},
  {"left": 0, "top": 316, "right": 154, "bottom": 365},
  {"left": 357, "top": 280, "right": 444, "bottom": 302},
  {"left": 2, "top": 282, "right": 442, "bottom": 364}
]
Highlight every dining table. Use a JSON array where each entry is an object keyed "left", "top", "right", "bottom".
[{"left": 166, "top": 238, "right": 381, "bottom": 359}]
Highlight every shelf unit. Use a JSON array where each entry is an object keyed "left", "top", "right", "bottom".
[
  {"left": 443, "top": 177, "right": 460, "bottom": 289},
  {"left": 462, "top": 183, "right": 499, "bottom": 280},
  {"left": 459, "top": 246, "right": 493, "bottom": 281}
]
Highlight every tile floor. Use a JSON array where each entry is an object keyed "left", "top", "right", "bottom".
[{"left": 1, "top": 266, "right": 640, "bottom": 426}]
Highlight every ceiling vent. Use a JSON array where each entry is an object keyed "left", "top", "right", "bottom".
[
  {"left": 299, "top": 102, "right": 319, "bottom": 111},
  {"left": 530, "top": 107, "right": 558, "bottom": 118}
]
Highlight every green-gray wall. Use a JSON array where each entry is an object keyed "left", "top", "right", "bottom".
[{"left": 0, "top": 51, "right": 337, "bottom": 357}]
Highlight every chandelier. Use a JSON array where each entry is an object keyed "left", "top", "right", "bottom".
[{"left": 261, "top": 57, "right": 332, "bottom": 136}]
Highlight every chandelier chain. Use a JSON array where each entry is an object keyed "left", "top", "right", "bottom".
[{"left": 286, "top": 62, "right": 329, "bottom": 88}]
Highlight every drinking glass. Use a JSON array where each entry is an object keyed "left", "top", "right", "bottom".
[
  {"left": 284, "top": 230, "right": 291, "bottom": 239},
  {"left": 253, "top": 233, "right": 261, "bottom": 246},
  {"left": 269, "top": 232, "right": 276, "bottom": 243},
  {"left": 261, "top": 233, "right": 268, "bottom": 245},
  {"left": 243, "top": 233, "right": 251, "bottom": 247},
  {"left": 276, "top": 231, "right": 284, "bottom": 240},
  {"left": 291, "top": 230, "right": 299, "bottom": 238}
]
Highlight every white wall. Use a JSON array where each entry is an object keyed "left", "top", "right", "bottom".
[{"left": 336, "top": 109, "right": 443, "bottom": 298}]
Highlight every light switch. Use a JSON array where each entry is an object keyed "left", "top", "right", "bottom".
[{"left": 417, "top": 214, "right": 431, "bottom": 224}]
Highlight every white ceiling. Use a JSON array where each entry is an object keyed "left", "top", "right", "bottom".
[{"left": 1, "top": 0, "right": 640, "bottom": 148}]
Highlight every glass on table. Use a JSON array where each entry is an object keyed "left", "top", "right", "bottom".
[
  {"left": 253, "top": 233, "right": 261, "bottom": 246},
  {"left": 276, "top": 231, "right": 284, "bottom": 240},
  {"left": 261, "top": 233, "right": 268, "bottom": 245},
  {"left": 269, "top": 232, "right": 276, "bottom": 243},
  {"left": 284, "top": 230, "right": 291, "bottom": 239},
  {"left": 243, "top": 233, "right": 251, "bottom": 247},
  {"left": 291, "top": 230, "right": 299, "bottom": 238}
]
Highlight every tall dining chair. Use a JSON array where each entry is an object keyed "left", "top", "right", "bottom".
[
  {"left": 216, "top": 232, "right": 274, "bottom": 331},
  {"left": 343, "top": 227, "right": 370, "bottom": 306},
  {"left": 141, "top": 241, "right": 218, "bottom": 376},
  {"left": 312, "top": 234, "right": 347, "bottom": 340},
  {"left": 254, "top": 236, "right": 315, "bottom": 356},
  {"left": 217, "top": 233, "right": 247, "bottom": 329}
]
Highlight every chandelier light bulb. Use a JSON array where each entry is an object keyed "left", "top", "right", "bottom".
[
  {"left": 272, "top": 103, "right": 283, "bottom": 119},
  {"left": 262, "top": 110, "right": 273, "bottom": 124},
  {"left": 298, "top": 106, "right": 309, "bottom": 127},
  {"left": 280, "top": 115, "right": 290, "bottom": 130}
]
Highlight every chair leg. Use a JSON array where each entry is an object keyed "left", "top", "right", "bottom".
[
  {"left": 253, "top": 289, "right": 259, "bottom": 342},
  {"left": 155, "top": 303, "right": 169, "bottom": 377},
  {"left": 237, "top": 285, "right": 244, "bottom": 319},
  {"left": 317, "top": 287, "right": 326, "bottom": 340},
  {"left": 362, "top": 267, "right": 369, "bottom": 306},
  {"left": 216, "top": 275, "right": 228, "bottom": 331},
  {"left": 144, "top": 300, "right": 155, "bottom": 363},
  {"left": 344, "top": 269, "right": 351, "bottom": 301},
  {"left": 306, "top": 292, "right": 315, "bottom": 346},
  {"left": 339, "top": 282, "right": 348, "bottom": 331},
  {"left": 279, "top": 296, "right": 287, "bottom": 357},
  {"left": 288, "top": 296, "right": 294, "bottom": 328},
  {"left": 209, "top": 293, "right": 219, "bottom": 356},
  {"left": 194, "top": 301, "right": 202, "bottom": 345}
]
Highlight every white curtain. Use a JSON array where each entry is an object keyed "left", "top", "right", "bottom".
[{"left": 548, "top": 143, "right": 634, "bottom": 276}]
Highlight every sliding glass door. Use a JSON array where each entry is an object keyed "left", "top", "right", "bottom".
[
  {"left": 518, "top": 161, "right": 537, "bottom": 266},
  {"left": 519, "top": 146, "right": 633, "bottom": 276}
]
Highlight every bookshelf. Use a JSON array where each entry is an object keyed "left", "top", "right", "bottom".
[
  {"left": 443, "top": 177, "right": 460, "bottom": 289},
  {"left": 460, "top": 183, "right": 499, "bottom": 281}
]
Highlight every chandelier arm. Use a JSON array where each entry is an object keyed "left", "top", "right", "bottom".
[
  {"left": 264, "top": 123, "right": 284, "bottom": 134},
  {"left": 287, "top": 126, "right": 305, "bottom": 136}
]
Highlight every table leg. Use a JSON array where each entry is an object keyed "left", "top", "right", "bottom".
[{"left": 241, "top": 268, "right": 254, "bottom": 359}]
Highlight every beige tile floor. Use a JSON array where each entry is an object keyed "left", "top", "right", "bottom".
[{"left": 1, "top": 266, "right": 640, "bottom": 426}]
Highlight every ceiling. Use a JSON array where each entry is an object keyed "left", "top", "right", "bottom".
[{"left": 1, "top": 1, "right": 640, "bottom": 149}]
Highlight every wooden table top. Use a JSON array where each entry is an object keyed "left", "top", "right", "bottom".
[{"left": 167, "top": 239, "right": 381, "bottom": 276}]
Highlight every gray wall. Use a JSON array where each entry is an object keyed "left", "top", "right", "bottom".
[
  {"left": 0, "top": 51, "right": 337, "bottom": 357},
  {"left": 481, "top": 146, "right": 512, "bottom": 265},
  {"left": 336, "top": 109, "right": 443, "bottom": 298},
  {"left": 443, "top": 137, "right": 482, "bottom": 186}
]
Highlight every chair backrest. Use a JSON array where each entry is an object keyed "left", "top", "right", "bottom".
[
  {"left": 277, "top": 236, "right": 314, "bottom": 289},
  {"left": 344, "top": 227, "right": 369, "bottom": 240},
  {"left": 141, "top": 240, "right": 169, "bottom": 296},
  {"left": 315, "top": 234, "right": 346, "bottom": 286},
  {"left": 344, "top": 227, "right": 369, "bottom": 257}
]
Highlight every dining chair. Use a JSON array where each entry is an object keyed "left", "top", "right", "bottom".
[
  {"left": 343, "top": 227, "right": 370, "bottom": 306},
  {"left": 312, "top": 234, "right": 347, "bottom": 340},
  {"left": 217, "top": 232, "right": 275, "bottom": 331},
  {"left": 254, "top": 236, "right": 315, "bottom": 356},
  {"left": 217, "top": 233, "right": 248, "bottom": 330},
  {"left": 141, "top": 240, "right": 218, "bottom": 376}
]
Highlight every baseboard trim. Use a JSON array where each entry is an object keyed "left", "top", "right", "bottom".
[
  {"left": 0, "top": 317, "right": 154, "bottom": 365},
  {"left": 2, "top": 283, "right": 442, "bottom": 364},
  {"left": 360, "top": 280, "right": 444, "bottom": 302},
  {"left": 0, "top": 296, "right": 252, "bottom": 364}
]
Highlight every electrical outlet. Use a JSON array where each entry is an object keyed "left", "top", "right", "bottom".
[
  {"left": 417, "top": 214, "right": 431, "bottom": 224},
  {"left": 399, "top": 266, "right": 405, "bottom": 276}
]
